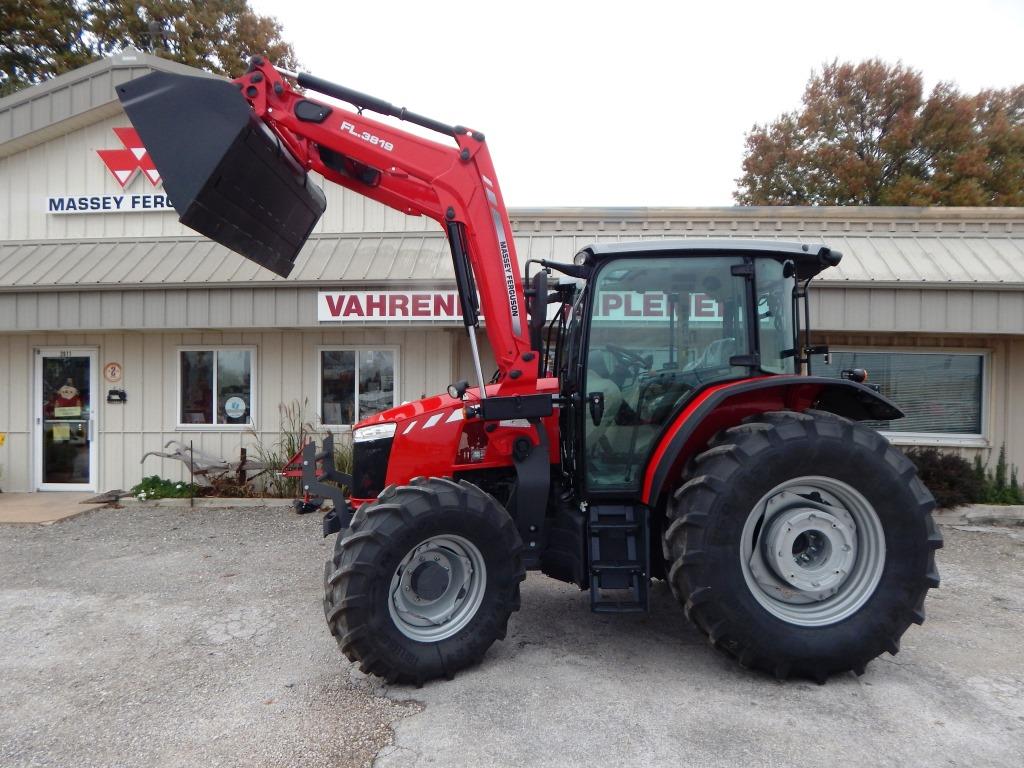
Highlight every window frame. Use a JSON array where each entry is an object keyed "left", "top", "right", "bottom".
[
  {"left": 317, "top": 345, "right": 400, "bottom": 428},
  {"left": 176, "top": 346, "right": 257, "bottom": 430},
  {"left": 825, "top": 346, "right": 990, "bottom": 448}
]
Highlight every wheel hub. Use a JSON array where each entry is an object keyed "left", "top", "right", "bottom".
[
  {"left": 741, "top": 478, "right": 886, "bottom": 626},
  {"left": 759, "top": 502, "right": 857, "bottom": 599},
  {"left": 409, "top": 560, "right": 450, "bottom": 601},
  {"left": 388, "top": 535, "right": 487, "bottom": 642}
]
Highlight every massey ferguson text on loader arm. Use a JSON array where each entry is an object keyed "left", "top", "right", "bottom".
[{"left": 121, "top": 57, "right": 537, "bottom": 402}]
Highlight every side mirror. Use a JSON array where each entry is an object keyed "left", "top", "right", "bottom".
[{"left": 587, "top": 391, "right": 605, "bottom": 426}]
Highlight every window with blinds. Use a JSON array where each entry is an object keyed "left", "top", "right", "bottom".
[{"left": 819, "top": 351, "right": 984, "bottom": 436}]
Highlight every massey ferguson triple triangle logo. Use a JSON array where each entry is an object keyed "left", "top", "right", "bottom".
[
  {"left": 46, "top": 127, "right": 173, "bottom": 214},
  {"left": 97, "top": 127, "right": 161, "bottom": 187}
]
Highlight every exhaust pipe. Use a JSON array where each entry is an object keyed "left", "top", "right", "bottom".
[{"left": 116, "top": 71, "right": 326, "bottom": 278}]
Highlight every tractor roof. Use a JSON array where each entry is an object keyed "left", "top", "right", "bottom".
[{"left": 577, "top": 239, "right": 842, "bottom": 281}]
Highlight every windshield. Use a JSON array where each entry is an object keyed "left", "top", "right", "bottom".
[{"left": 755, "top": 259, "right": 797, "bottom": 374}]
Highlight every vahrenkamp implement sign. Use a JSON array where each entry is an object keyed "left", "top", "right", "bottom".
[{"left": 318, "top": 290, "right": 724, "bottom": 323}]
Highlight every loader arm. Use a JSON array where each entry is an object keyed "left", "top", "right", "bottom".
[{"left": 236, "top": 59, "right": 534, "bottom": 393}]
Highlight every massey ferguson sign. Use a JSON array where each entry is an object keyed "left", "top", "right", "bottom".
[
  {"left": 46, "top": 127, "right": 174, "bottom": 214},
  {"left": 97, "top": 127, "right": 161, "bottom": 187}
]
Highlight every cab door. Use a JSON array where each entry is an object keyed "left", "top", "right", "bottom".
[{"left": 583, "top": 256, "right": 751, "bottom": 493}]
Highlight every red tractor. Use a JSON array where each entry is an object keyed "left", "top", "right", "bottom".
[{"left": 119, "top": 59, "right": 941, "bottom": 685}]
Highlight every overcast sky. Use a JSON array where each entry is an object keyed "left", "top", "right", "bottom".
[{"left": 249, "top": 0, "right": 1024, "bottom": 208}]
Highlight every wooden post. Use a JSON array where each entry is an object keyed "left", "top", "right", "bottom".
[{"left": 238, "top": 447, "right": 247, "bottom": 487}]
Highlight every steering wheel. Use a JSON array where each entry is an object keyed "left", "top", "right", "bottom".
[{"left": 605, "top": 344, "right": 649, "bottom": 371}]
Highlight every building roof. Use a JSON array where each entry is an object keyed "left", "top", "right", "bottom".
[
  {"left": 0, "top": 50, "right": 218, "bottom": 159},
  {"left": 2, "top": 210, "right": 1024, "bottom": 292}
]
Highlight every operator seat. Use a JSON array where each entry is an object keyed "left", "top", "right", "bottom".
[
  {"left": 683, "top": 337, "right": 737, "bottom": 372},
  {"left": 703, "top": 337, "right": 737, "bottom": 367},
  {"left": 587, "top": 357, "right": 624, "bottom": 449}
]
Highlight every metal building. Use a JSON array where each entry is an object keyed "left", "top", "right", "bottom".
[{"left": 1, "top": 52, "right": 1022, "bottom": 493}]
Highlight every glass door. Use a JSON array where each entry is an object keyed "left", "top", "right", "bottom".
[{"left": 35, "top": 348, "right": 98, "bottom": 491}]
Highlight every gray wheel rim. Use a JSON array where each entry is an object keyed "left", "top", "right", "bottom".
[
  {"left": 739, "top": 476, "right": 886, "bottom": 627},
  {"left": 388, "top": 534, "right": 487, "bottom": 642}
]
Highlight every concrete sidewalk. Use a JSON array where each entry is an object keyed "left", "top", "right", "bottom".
[
  {"left": 0, "top": 492, "right": 300, "bottom": 524},
  {"left": 0, "top": 492, "right": 105, "bottom": 524}
]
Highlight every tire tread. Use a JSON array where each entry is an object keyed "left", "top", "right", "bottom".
[{"left": 664, "top": 409, "right": 940, "bottom": 682}]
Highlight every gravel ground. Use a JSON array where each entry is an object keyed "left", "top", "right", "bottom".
[
  {"left": 2, "top": 507, "right": 1023, "bottom": 768},
  {"left": 0, "top": 506, "right": 417, "bottom": 768}
]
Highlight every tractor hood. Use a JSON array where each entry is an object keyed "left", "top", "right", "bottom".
[{"left": 353, "top": 377, "right": 561, "bottom": 432}]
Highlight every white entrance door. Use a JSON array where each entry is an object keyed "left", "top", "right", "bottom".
[{"left": 34, "top": 348, "right": 99, "bottom": 491}]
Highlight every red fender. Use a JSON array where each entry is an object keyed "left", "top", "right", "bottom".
[{"left": 641, "top": 376, "right": 904, "bottom": 507}]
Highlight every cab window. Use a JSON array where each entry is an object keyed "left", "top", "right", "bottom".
[{"left": 584, "top": 256, "right": 749, "bottom": 491}]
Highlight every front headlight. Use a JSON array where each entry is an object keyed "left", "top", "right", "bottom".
[{"left": 353, "top": 423, "right": 397, "bottom": 443}]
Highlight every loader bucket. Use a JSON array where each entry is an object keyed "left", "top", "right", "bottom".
[{"left": 116, "top": 71, "right": 326, "bottom": 278}]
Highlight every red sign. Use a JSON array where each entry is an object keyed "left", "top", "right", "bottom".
[
  {"left": 594, "top": 291, "right": 722, "bottom": 322},
  {"left": 317, "top": 290, "right": 722, "bottom": 324},
  {"left": 97, "top": 127, "right": 161, "bottom": 188},
  {"left": 319, "top": 291, "right": 466, "bottom": 322}
]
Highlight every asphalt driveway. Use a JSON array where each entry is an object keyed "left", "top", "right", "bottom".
[{"left": 1, "top": 506, "right": 1022, "bottom": 767}]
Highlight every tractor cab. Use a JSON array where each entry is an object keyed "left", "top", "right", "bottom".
[{"left": 553, "top": 240, "right": 834, "bottom": 495}]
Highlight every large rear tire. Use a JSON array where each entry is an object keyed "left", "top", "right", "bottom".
[
  {"left": 324, "top": 477, "right": 525, "bottom": 685},
  {"left": 663, "top": 410, "right": 942, "bottom": 681}
]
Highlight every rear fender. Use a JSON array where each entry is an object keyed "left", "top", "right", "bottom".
[{"left": 642, "top": 376, "right": 903, "bottom": 507}]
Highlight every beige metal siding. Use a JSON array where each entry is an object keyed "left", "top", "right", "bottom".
[
  {"left": 0, "top": 334, "right": 30, "bottom": 491},
  {"left": 0, "top": 114, "right": 440, "bottom": 242},
  {"left": 2, "top": 283, "right": 1021, "bottom": 336},
  {"left": 0, "top": 286, "right": 474, "bottom": 332},
  {"left": 808, "top": 287, "right": 1024, "bottom": 335},
  {"left": 0, "top": 328, "right": 457, "bottom": 493}
]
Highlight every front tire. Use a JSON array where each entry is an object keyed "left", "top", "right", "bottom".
[
  {"left": 663, "top": 410, "right": 942, "bottom": 681},
  {"left": 324, "top": 477, "right": 524, "bottom": 685}
]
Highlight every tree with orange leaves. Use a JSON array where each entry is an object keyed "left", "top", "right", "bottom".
[{"left": 735, "top": 59, "right": 1024, "bottom": 206}]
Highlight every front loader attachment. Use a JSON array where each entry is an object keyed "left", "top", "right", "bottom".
[{"left": 116, "top": 71, "right": 326, "bottom": 277}]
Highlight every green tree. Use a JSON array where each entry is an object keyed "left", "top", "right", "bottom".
[
  {"left": 88, "top": 1, "right": 298, "bottom": 78},
  {"left": 0, "top": 0, "right": 94, "bottom": 95},
  {"left": 0, "top": 0, "right": 297, "bottom": 96},
  {"left": 735, "top": 59, "right": 1024, "bottom": 206}
]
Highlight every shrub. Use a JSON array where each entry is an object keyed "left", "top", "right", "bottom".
[
  {"left": 902, "top": 448, "right": 982, "bottom": 510},
  {"left": 973, "top": 447, "right": 1024, "bottom": 505},
  {"left": 130, "top": 475, "right": 202, "bottom": 500},
  {"left": 249, "top": 399, "right": 352, "bottom": 498}
]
